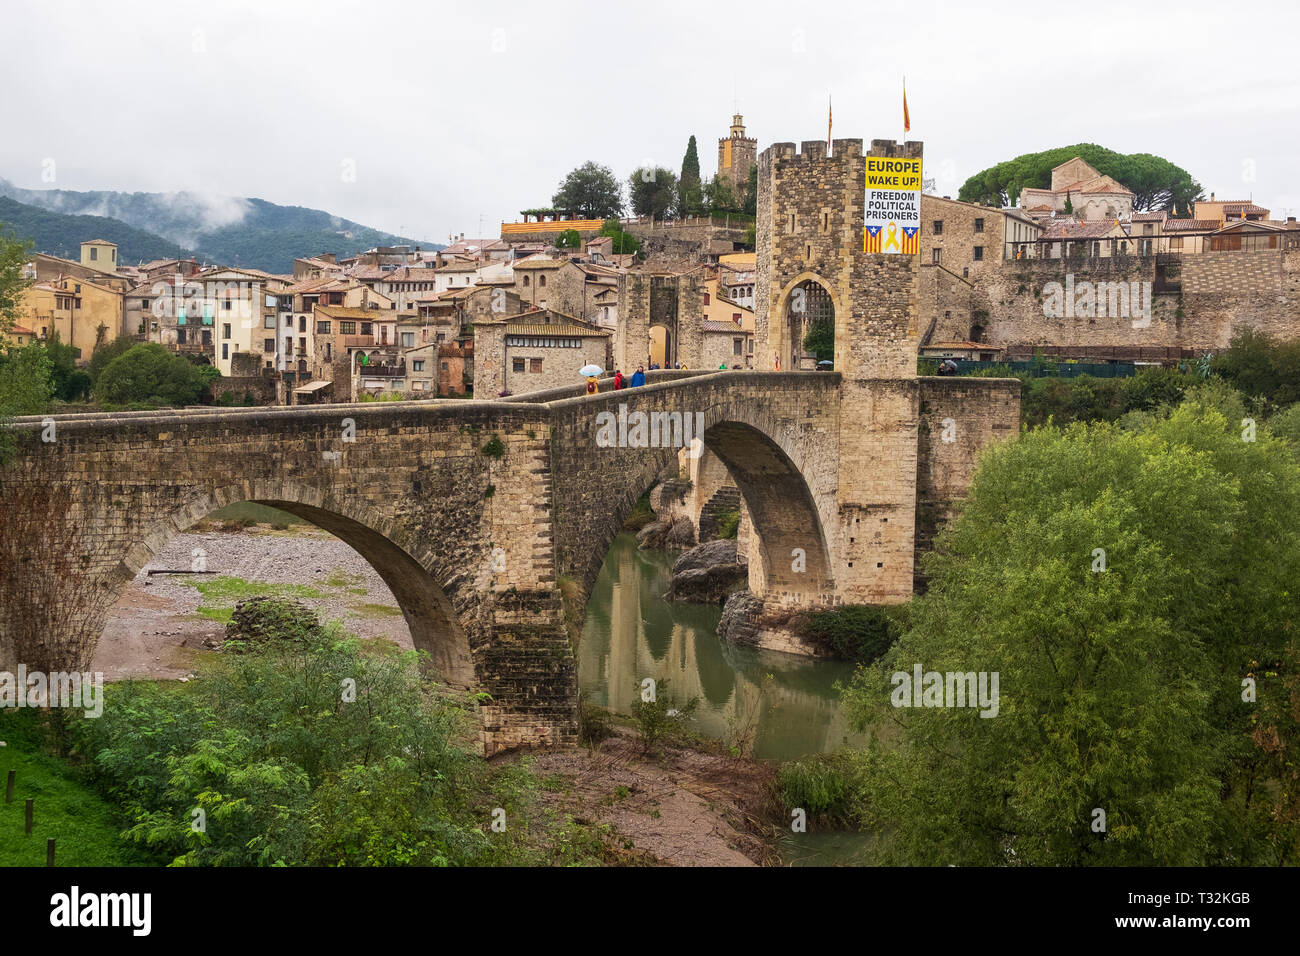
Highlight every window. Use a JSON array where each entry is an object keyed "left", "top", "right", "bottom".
[
  {"left": 732, "top": 313, "right": 741, "bottom": 323},
  {"left": 221, "top": 343, "right": 229, "bottom": 359},
  {"left": 703, "top": 292, "right": 710, "bottom": 305},
  {"left": 222, "top": 323, "right": 232, "bottom": 339},
  {"left": 361, "top": 322, "right": 373, "bottom": 336},
  {"left": 340, "top": 321, "right": 357, "bottom": 334},
  {"left": 512, "top": 358, "right": 525, "bottom": 373},
  {"left": 822, "top": 212, "right": 829, "bottom": 232},
  {"left": 974, "top": 218, "right": 985, "bottom": 233},
  {"left": 299, "top": 337, "right": 306, "bottom": 353},
  {"left": 538, "top": 274, "right": 546, "bottom": 287},
  {"left": 299, "top": 316, "right": 306, "bottom": 332},
  {"left": 223, "top": 300, "right": 233, "bottom": 311},
  {"left": 932, "top": 248, "right": 941, "bottom": 264},
  {"left": 264, "top": 338, "right": 275, "bottom": 353},
  {"left": 933, "top": 220, "right": 943, "bottom": 235},
  {"left": 89, "top": 247, "right": 98, "bottom": 260},
  {"left": 789, "top": 213, "right": 796, "bottom": 232},
  {"left": 317, "top": 320, "right": 331, "bottom": 334},
  {"left": 523, "top": 275, "right": 531, "bottom": 286},
  {"left": 285, "top": 315, "right": 293, "bottom": 326},
  {"left": 401, "top": 332, "right": 415, "bottom": 347},
  {"left": 413, "top": 360, "right": 425, "bottom": 371},
  {"left": 733, "top": 338, "right": 743, "bottom": 355},
  {"left": 973, "top": 246, "right": 984, "bottom": 261},
  {"left": 529, "top": 358, "right": 542, "bottom": 373},
  {"left": 177, "top": 328, "right": 187, "bottom": 344},
  {"left": 264, "top": 316, "right": 275, "bottom": 329}
]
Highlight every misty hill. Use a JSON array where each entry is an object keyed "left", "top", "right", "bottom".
[
  {"left": 0, "top": 196, "right": 194, "bottom": 265},
  {"left": 0, "top": 179, "right": 443, "bottom": 273}
]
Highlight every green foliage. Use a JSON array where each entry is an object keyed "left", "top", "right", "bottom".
[
  {"left": 0, "top": 339, "right": 54, "bottom": 416},
  {"left": 554, "top": 228, "right": 581, "bottom": 249},
  {"left": 774, "top": 752, "right": 868, "bottom": 826},
  {"left": 94, "top": 342, "right": 215, "bottom": 408},
  {"left": 480, "top": 434, "right": 505, "bottom": 458},
  {"left": 68, "top": 624, "right": 602, "bottom": 866},
  {"left": 551, "top": 162, "right": 624, "bottom": 219},
  {"left": 0, "top": 225, "right": 33, "bottom": 334},
  {"left": 957, "top": 144, "right": 1203, "bottom": 212},
  {"left": 805, "top": 604, "right": 900, "bottom": 664},
  {"left": 631, "top": 678, "right": 699, "bottom": 753},
  {"left": 597, "top": 219, "right": 642, "bottom": 256},
  {"left": 579, "top": 697, "right": 615, "bottom": 748},
  {"left": 1018, "top": 366, "right": 1195, "bottom": 429},
  {"left": 87, "top": 335, "right": 138, "bottom": 384},
  {"left": 678, "top": 136, "right": 703, "bottom": 217},
  {"left": 802, "top": 317, "right": 834, "bottom": 363},
  {"left": 743, "top": 165, "right": 758, "bottom": 217},
  {"left": 1268, "top": 402, "right": 1300, "bottom": 447},
  {"left": 1212, "top": 328, "right": 1300, "bottom": 412},
  {"left": 628, "top": 167, "right": 679, "bottom": 220},
  {"left": 703, "top": 176, "right": 739, "bottom": 215},
  {"left": 0, "top": 197, "right": 190, "bottom": 268},
  {"left": 715, "top": 507, "right": 740, "bottom": 540},
  {"left": 842, "top": 398, "right": 1300, "bottom": 865}
]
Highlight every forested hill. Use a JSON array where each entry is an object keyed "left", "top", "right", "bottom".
[
  {"left": 0, "top": 179, "right": 443, "bottom": 273},
  {"left": 0, "top": 196, "right": 193, "bottom": 265}
]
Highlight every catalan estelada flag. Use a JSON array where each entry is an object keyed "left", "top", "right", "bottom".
[
  {"left": 864, "top": 224, "right": 883, "bottom": 253},
  {"left": 902, "top": 226, "right": 919, "bottom": 254}
]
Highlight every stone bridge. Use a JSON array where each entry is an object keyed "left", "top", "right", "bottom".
[
  {"left": 0, "top": 369, "right": 1016, "bottom": 753},
  {"left": 0, "top": 134, "right": 1023, "bottom": 754}
]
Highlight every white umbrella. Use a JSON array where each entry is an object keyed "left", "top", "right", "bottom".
[{"left": 579, "top": 364, "right": 604, "bottom": 377}]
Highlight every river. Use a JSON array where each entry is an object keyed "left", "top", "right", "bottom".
[{"left": 578, "top": 533, "right": 865, "bottom": 762}]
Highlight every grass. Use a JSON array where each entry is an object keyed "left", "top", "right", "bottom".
[
  {"left": 205, "top": 502, "right": 304, "bottom": 526},
  {"left": 187, "top": 576, "right": 327, "bottom": 624},
  {"left": 0, "top": 712, "right": 150, "bottom": 867},
  {"left": 323, "top": 570, "right": 364, "bottom": 588}
]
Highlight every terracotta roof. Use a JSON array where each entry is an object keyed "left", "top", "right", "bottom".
[
  {"left": 701, "top": 320, "right": 749, "bottom": 333},
  {"left": 1131, "top": 211, "right": 1167, "bottom": 222},
  {"left": 314, "top": 305, "right": 397, "bottom": 320},
  {"left": 1162, "top": 218, "right": 1219, "bottom": 232},
  {"left": 511, "top": 256, "right": 567, "bottom": 270},
  {"left": 1039, "top": 220, "right": 1126, "bottom": 239}
]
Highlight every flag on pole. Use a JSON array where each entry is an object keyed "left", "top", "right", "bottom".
[
  {"left": 827, "top": 95, "right": 833, "bottom": 154},
  {"left": 903, "top": 79, "right": 910, "bottom": 135}
]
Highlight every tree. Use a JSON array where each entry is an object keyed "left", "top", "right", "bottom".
[
  {"left": 0, "top": 228, "right": 33, "bottom": 337},
  {"left": 628, "top": 166, "right": 679, "bottom": 220},
  {"left": 841, "top": 398, "right": 1300, "bottom": 865},
  {"left": 598, "top": 219, "right": 641, "bottom": 256},
  {"left": 957, "top": 144, "right": 1203, "bottom": 212},
  {"left": 0, "top": 340, "right": 54, "bottom": 463},
  {"left": 95, "top": 343, "right": 216, "bottom": 407},
  {"left": 703, "top": 176, "right": 739, "bottom": 215},
  {"left": 743, "top": 165, "right": 758, "bottom": 217},
  {"left": 679, "top": 136, "right": 703, "bottom": 217},
  {"left": 554, "top": 229, "right": 581, "bottom": 250},
  {"left": 551, "top": 162, "right": 623, "bottom": 219}
]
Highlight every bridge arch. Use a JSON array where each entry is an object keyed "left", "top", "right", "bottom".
[{"left": 113, "top": 479, "right": 476, "bottom": 687}]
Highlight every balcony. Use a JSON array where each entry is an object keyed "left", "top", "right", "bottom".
[{"left": 357, "top": 363, "right": 406, "bottom": 378}]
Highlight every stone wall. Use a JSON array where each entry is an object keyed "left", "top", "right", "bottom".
[{"left": 914, "top": 376, "right": 1021, "bottom": 588}]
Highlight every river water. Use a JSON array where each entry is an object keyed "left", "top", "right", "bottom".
[{"left": 578, "top": 533, "right": 865, "bottom": 762}]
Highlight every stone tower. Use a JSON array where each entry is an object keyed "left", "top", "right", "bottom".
[
  {"left": 755, "top": 137, "right": 927, "bottom": 604},
  {"left": 717, "top": 113, "right": 757, "bottom": 196}
]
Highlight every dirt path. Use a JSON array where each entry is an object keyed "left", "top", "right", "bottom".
[
  {"left": 522, "top": 731, "right": 778, "bottom": 867},
  {"left": 94, "top": 526, "right": 411, "bottom": 681}
]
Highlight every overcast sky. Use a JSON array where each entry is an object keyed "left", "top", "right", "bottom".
[{"left": 3, "top": 0, "right": 1297, "bottom": 240}]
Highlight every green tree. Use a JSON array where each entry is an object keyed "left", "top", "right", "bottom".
[
  {"left": 0, "top": 228, "right": 33, "bottom": 337},
  {"left": 803, "top": 318, "right": 834, "bottom": 363},
  {"left": 598, "top": 219, "right": 642, "bottom": 256},
  {"left": 0, "top": 340, "right": 54, "bottom": 463},
  {"left": 743, "top": 165, "right": 758, "bottom": 216},
  {"left": 1212, "top": 328, "right": 1300, "bottom": 411},
  {"left": 551, "top": 162, "right": 624, "bottom": 219},
  {"left": 554, "top": 229, "right": 581, "bottom": 250},
  {"left": 679, "top": 135, "right": 703, "bottom": 217},
  {"left": 95, "top": 342, "right": 215, "bottom": 407},
  {"left": 841, "top": 400, "right": 1300, "bottom": 865},
  {"left": 628, "top": 166, "right": 679, "bottom": 220},
  {"left": 957, "top": 144, "right": 1203, "bottom": 212},
  {"left": 703, "top": 176, "right": 739, "bottom": 215}
]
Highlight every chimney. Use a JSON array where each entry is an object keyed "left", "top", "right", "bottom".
[{"left": 1210, "top": 192, "right": 1215, "bottom": 202}]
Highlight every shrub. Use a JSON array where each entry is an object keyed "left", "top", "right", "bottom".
[
  {"left": 715, "top": 507, "right": 740, "bottom": 539},
  {"left": 805, "top": 604, "right": 899, "bottom": 663},
  {"left": 631, "top": 677, "right": 698, "bottom": 753}
]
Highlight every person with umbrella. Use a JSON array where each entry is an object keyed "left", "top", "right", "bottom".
[{"left": 579, "top": 362, "right": 603, "bottom": 394}]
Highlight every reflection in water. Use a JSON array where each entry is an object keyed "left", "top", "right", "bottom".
[{"left": 579, "top": 534, "right": 864, "bottom": 761}]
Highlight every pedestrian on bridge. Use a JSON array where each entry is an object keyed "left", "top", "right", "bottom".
[{"left": 630, "top": 366, "right": 646, "bottom": 387}]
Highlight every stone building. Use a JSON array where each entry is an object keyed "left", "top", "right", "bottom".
[
  {"left": 920, "top": 195, "right": 1041, "bottom": 277},
  {"left": 1018, "top": 156, "right": 1134, "bottom": 222},
  {"left": 473, "top": 309, "right": 609, "bottom": 397},
  {"left": 717, "top": 113, "right": 757, "bottom": 196}
]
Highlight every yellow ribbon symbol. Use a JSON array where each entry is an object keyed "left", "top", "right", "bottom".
[{"left": 885, "top": 222, "right": 900, "bottom": 251}]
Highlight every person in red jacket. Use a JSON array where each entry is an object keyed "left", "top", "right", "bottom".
[{"left": 613, "top": 369, "right": 625, "bottom": 390}]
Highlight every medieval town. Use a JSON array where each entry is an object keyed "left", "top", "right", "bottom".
[{"left": 0, "top": 0, "right": 1296, "bottom": 918}]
